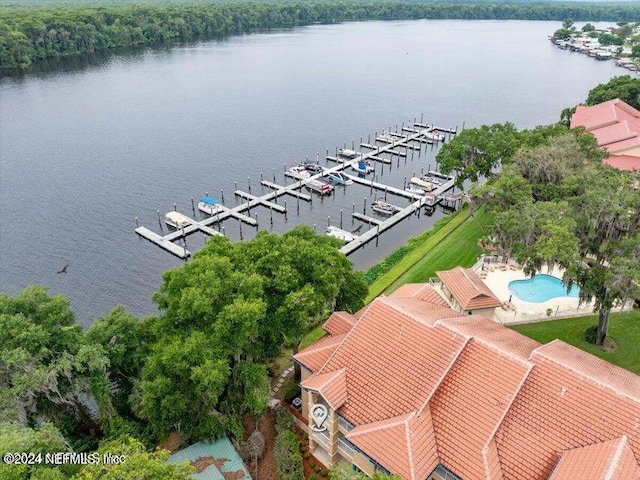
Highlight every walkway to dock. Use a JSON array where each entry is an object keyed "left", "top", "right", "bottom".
[{"left": 135, "top": 120, "right": 458, "bottom": 258}]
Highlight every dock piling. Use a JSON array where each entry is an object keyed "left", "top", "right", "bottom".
[
  {"left": 255, "top": 213, "right": 258, "bottom": 229},
  {"left": 135, "top": 217, "right": 139, "bottom": 228},
  {"left": 404, "top": 176, "right": 407, "bottom": 189},
  {"left": 273, "top": 168, "right": 276, "bottom": 182},
  {"left": 363, "top": 198, "right": 367, "bottom": 214},
  {"left": 174, "top": 203, "right": 177, "bottom": 211},
  {"left": 420, "top": 113, "right": 424, "bottom": 123},
  {"left": 368, "top": 133, "right": 371, "bottom": 143},
  {"left": 340, "top": 209, "right": 343, "bottom": 229},
  {"left": 239, "top": 222, "right": 243, "bottom": 240},
  {"left": 191, "top": 197, "right": 195, "bottom": 212},
  {"left": 222, "top": 226, "right": 225, "bottom": 237},
  {"left": 284, "top": 200, "right": 287, "bottom": 220},
  {"left": 313, "top": 223, "right": 316, "bottom": 233},
  {"left": 270, "top": 206, "right": 273, "bottom": 225},
  {"left": 296, "top": 195, "right": 300, "bottom": 213},
  {"left": 352, "top": 203, "right": 356, "bottom": 214},
  {"left": 221, "top": 190, "right": 225, "bottom": 205},
  {"left": 376, "top": 224, "right": 380, "bottom": 247},
  {"left": 260, "top": 172, "right": 263, "bottom": 182},
  {"left": 157, "top": 210, "right": 161, "bottom": 225},
  {"left": 384, "top": 186, "right": 388, "bottom": 201},
  {"left": 248, "top": 177, "right": 251, "bottom": 193},
  {"left": 327, "top": 216, "right": 331, "bottom": 227},
  {"left": 352, "top": 139, "right": 355, "bottom": 150}
]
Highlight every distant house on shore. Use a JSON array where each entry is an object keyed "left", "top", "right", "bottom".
[
  {"left": 294, "top": 270, "right": 640, "bottom": 479},
  {"left": 570, "top": 98, "right": 640, "bottom": 171}
]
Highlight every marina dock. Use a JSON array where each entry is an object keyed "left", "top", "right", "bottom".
[{"left": 135, "top": 119, "right": 460, "bottom": 258}]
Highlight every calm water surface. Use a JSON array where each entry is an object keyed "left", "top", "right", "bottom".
[{"left": 0, "top": 20, "right": 623, "bottom": 326}]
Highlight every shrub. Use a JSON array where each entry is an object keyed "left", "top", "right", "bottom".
[
  {"left": 309, "top": 475, "right": 319, "bottom": 480},
  {"left": 315, "top": 465, "right": 322, "bottom": 473},
  {"left": 309, "top": 461, "right": 316, "bottom": 469},
  {"left": 284, "top": 383, "right": 301, "bottom": 404},
  {"left": 584, "top": 325, "right": 598, "bottom": 344},
  {"left": 546, "top": 308, "right": 553, "bottom": 317},
  {"left": 275, "top": 406, "right": 294, "bottom": 434},
  {"left": 303, "top": 452, "right": 310, "bottom": 459},
  {"left": 275, "top": 430, "right": 304, "bottom": 480}
]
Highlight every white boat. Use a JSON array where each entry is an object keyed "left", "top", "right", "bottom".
[
  {"left": 405, "top": 186, "right": 425, "bottom": 195},
  {"left": 326, "top": 226, "right": 358, "bottom": 243},
  {"left": 421, "top": 129, "right": 445, "bottom": 142},
  {"left": 409, "top": 177, "right": 434, "bottom": 191},
  {"left": 371, "top": 199, "right": 399, "bottom": 216},
  {"left": 338, "top": 148, "right": 359, "bottom": 159},
  {"left": 165, "top": 211, "right": 191, "bottom": 229},
  {"left": 288, "top": 165, "right": 311, "bottom": 180},
  {"left": 304, "top": 179, "right": 333, "bottom": 196},
  {"left": 352, "top": 160, "right": 374, "bottom": 175},
  {"left": 324, "top": 171, "right": 354, "bottom": 186},
  {"left": 197, "top": 196, "right": 224, "bottom": 215}
]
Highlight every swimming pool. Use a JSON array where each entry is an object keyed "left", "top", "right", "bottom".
[{"left": 508, "top": 274, "right": 580, "bottom": 303}]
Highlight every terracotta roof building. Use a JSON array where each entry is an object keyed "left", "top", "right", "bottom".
[
  {"left": 570, "top": 98, "right": 640, "bottom": 171},
  {"left": 436, "top": 266, "right": 502, "bottom": 315},
  {"left": 294, "top": 283, "right": 640, "bottom": 480}
]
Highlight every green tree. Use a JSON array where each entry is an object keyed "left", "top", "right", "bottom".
[
  {"left": 73, "top": 436, "right": 194, "bottom": 479},
  {"left": 435, "top": 123, "right": 521, "bottom": 187},
  {"left": 586, "top": 75, "right": 640, "bottom": 110},
  {"left": 0, "top": 287, "right": 112, "bottom": 450},
  {"left": 582, "top": 23, "right": 595, "bottom": 32},
  {"left": 0, "top": 422, "right": 75, "bottom": 479},
  {"left": 631, "top": 44, "right": 640, "bottom": 58},
  {"left": 274, "top": 430, "right": 303, "bottom": 480}
]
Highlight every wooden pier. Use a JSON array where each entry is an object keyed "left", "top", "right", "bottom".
[{"left": 135, "top": 120, "right": 460, "bottom": 258}]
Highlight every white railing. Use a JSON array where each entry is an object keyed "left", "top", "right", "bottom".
[
  {"left": 338, "top": 438, "right": 356, "bottom": 458},
  {"left": 313, "top": 430, "right": 330, "bottom": 449},
  {"left": 338, "top": 415, "right": 354, "bottom": 432}
]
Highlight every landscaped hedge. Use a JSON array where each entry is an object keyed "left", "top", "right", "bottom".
[{"left": 275, "top": 429, "right": 304, "bottom": 480}]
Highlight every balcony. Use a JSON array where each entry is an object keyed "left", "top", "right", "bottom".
[
  {"left": 338, "top": 415, "right": 354, "bottom": 432},
  {"left": 312, "top": 429, "right": 331, "bottom": 450},
  {"left": 338, "top": 437, "right": 356, "bottom": 459}
]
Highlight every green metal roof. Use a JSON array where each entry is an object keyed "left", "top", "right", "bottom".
[{"left": 167, "top": 437, "right": 252, "bottom": 480}]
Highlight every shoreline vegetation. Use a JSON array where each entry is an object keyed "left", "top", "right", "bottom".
[{"left": 2, "top": 2, "right": 640, "bottom": 72}]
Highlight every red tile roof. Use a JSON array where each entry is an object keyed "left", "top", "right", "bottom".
[
  {"left": 315, "top": 297, "right": 469, "bottom": 425},
  {"left": 571, "top": 98, "right": 640, "bottom": 169},
  {"left": 495, "top": 343, "right": 640, "bottom": 480},
  {"left": 429, "top": 339, "right": 533, "bottom": 480},
  {"left": 301, "top": 369, "right": 347, "bottom": 410},
  {"left": 294, "top": 333, "right": 346, "bottom": 372},
  {"left": 389, "top": 283, "right": 449, "bottom": 306},
  {"left": 296, "top": 278, "right": 640, "bottom": 480},
  {"left": 322, "top": 311, "right": 357, "bottom": 335},
  {"left": 347, "top": 412, "right": 439, "bottom": 480},
  {"left": 549, "top": 436, "right": 640, "bottom": 480},
  {"left": 605, "top": 154, "right": 640, "bottom": 172},
  {"left": 436, "top": 266, "right": 502, "bottom": 310}
]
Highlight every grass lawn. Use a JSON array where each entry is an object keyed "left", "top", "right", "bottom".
[
  {"left": 299, "top": 325, "right": 326, "bottom": 350},
  {"left": 511, "top": 310, "right": 640, "bottom": 375},
  {"left": 378, "top": 208, "right": 493, "bottom": 297}
]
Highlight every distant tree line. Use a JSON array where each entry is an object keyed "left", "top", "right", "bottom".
[{"left": 2, "top": 1, "right": 640, "bottom": 70}]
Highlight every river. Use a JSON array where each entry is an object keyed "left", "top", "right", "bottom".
[{"left": 0, "top": 20, "right": 623, "bottom": 326}]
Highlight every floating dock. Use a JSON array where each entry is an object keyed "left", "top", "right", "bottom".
[{"left": 135, "top": 120, "right": 460, "bottom": 258}]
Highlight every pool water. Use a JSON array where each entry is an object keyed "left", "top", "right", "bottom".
[{"left": 508, "top": 274, "right": 580, "bottom": 303}]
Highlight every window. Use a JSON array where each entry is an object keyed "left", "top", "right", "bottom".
[{"left": 429, "top": 465, "right": 462, "bottom": 480}]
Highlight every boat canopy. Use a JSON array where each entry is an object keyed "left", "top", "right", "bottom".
[
  {"left": 410, "top": 177, "right": 434, "bottom": 190},
  {"left": 165, "top": 211, "right": 191, "bottom": 225},
  {"left": 199, "top": 196, "right": 220, "bottom": 205}
]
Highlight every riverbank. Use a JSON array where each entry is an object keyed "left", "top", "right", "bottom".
[
  {"left": 365, "top": 206, "right": 493, "bottom": 302},
  {"left": 3, "top": 1, "right": 640, "bottom": 72}
]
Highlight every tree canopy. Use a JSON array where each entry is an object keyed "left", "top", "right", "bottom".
[
  {"left": 140, "top": 225, "right": 366, "bottom": 439},
  {"left": 586, "top": 75, "right": 640, "bottom": 110}
]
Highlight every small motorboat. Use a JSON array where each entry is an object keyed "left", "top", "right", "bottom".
[
  {"left": 421, "top": 129, "right": 445, "bottom": 142},
  {"left": 338, "top": 148, "right": 359, "bottom": 159},
  {"left": 326, "top": 226, "right": 358, "bottom": 243},
  {"left": 371, "top": 199, "right": 399, "bottom": 216},
  {"left": 288, "top": 165, "right": 312, "bottom": 180},
  {"left": 198, "top": 196, "right": 224, "bottom": 215},
  {"left": 323, "top": 171, "right": 354, "bottom": 186},
  {"left": 165, "top": 211, "right": 191, "bottom": 229},
  {"left": 352, "top": 160, "right": 374, "bottom": 175},
  {"left": 304, "top": 163, "right": 324, "bottom": 174},
  {"left": 304, "top": 179, "right": 333, "bottom": 196},
  {"left": 409, "top": 177, "right": 434, "bottom": 192},
  {"left": 405, "top": 186, "right": 425, "bottom": 195}
]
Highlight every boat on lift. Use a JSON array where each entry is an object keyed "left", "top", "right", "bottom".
[
  {"left": 326, "top": 226, "right": 359, "bottom": 243},
  {"left": 323, "top": 171, "right": 354, "bottom": 186},
  {"left": 165, "top": 211, "right": 191, "bottom": 229},
  {"left": 421, "top": 129, "right": 446, "bottom": 142},
  {"left": 338, "top": 148, "right": 359, "bottom": 159},
  {"left": 288, "top": 165, "right": 312, "bottom": 180},
  {"left": 352, "top": 159, "right": 374, "bottom": 175},
  {"left": 304, "top": 179, "right": 334, "bottom": 196},
  {"left": 371, "top": 199, "right": 399, "bottom": 216},
  {"left": 409, "top": 177, "right": 435, "bottom": 192},
  {"left": 198, "top": 196, "right": 224, "bottom": 215}
]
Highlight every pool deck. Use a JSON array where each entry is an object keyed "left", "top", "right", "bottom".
[{"left": 471, "top": 260, "right": 629, "bottom": 326}]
